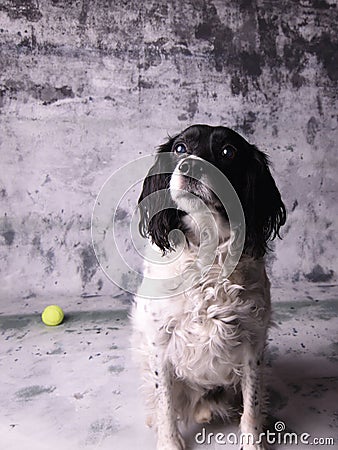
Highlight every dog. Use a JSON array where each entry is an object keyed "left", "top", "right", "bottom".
[{"left": 131, "top": 124, "right": 286, "bottom": 450}]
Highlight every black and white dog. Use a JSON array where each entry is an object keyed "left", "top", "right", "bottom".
[{"left": 132, "top": 125, "right": 286, "bottom": 450}]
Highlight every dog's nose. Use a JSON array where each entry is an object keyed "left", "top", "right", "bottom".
[{"left": 178, "top": 158, "right": 203, "bottom": 178}]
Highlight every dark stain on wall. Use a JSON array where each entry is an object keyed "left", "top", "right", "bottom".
[
  {"left": 304, "top": 264, "right": 334, "bottom": 283},
  {"left": 0, "top": 0, "right": 42, "bottom": 22},
  {"left": 311, "top": 33, "right": 337, "bottom": 82},
  {"left": 195, "top": 5, "right": 243, "bottom": 74},
  {"left": 291, "top": 200, "right": 299, "bottom": 212},
  {"left": 281, "top": 23, "right": 308, "bottom": 75},
  {"left": 97, "top": 278, "right": 103, "bottom": 291},
  {"left": 306, "top": 117, "right": 320, "bottom": 145},
  {"left": 17, "top": 27, "right": 37, "bottom": 51},
  {"left": 144, "top": 40, "right": 164, "bottom": 70},
  {"left": 31, "top": 235, "right": 56, "bottom": 273},
  {"left": 32, "top": 235, "right": 42, "bottom": 252},
  {"left": 230, "top": 73, "right": 248, "bottom": 97},
  {"left": 194, "top": 1, "right": 337, "bottom": 87},
  {"left": 186, "top": 92, "right": 199, "bottom": 119},
  {"left": 1, "top": 79, "right": 74, "bottom": 105},
  {"left": 257, "top": 14, "right": 279, "bottom": 65},
  {"left": 195, "top": 3, "right": 261, "bottom": 77},
  {"left": 79, "top": 0, "right": 89, "bottom": 26},
  {"left": 16, "top": 385, "right": 56, "bottom": 400},
  {"left": 114, "top": 208, "right": 128, "bottom": 223},
  {"left": 236, "top": 111, "right": 257, "bottom": 136},
  {"left": 80, "top": 245, "right": 98, "bottom": 285},
  {"left": 44, "top": 248, "right": 55, "bottom": 274},
  {"left": 281, "top": 23, "right": 337, "bottom": 83},
  {"left": 31, "top": 84, "right": 75, "bottom": 105},
  {"left": 0, "top": 217, "right": 15, "bottom": 246}
]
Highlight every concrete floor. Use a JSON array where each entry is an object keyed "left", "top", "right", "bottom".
[{"left": 1, "top": 286, "right": 337, "bottom": 450}]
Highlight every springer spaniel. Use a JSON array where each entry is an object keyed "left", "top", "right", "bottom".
[{"left": 131, "top": 124, "right": 286, "bottom": 450}]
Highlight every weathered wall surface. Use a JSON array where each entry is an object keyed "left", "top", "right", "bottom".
[{"left": 0, "top": 0, "right": 337, "bottom": 301}]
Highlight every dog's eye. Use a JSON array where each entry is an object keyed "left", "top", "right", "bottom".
[
  {"left": 174, "top": 143, "right": 187, "bottom": 154},
  {"left": 221, "top": 145, "right": 236, "bottom": 159}
]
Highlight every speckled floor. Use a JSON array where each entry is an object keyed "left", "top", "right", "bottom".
[{"left": 1, "top": 286, "right": 337, "bottom": 450}]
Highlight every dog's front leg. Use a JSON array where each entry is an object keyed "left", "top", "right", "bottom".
[
  {"left": 240, "top": 346, "right": 267, "bottom": 450},
  {"left": 149, "top": 352, "right": 185, "bottom": 450}
]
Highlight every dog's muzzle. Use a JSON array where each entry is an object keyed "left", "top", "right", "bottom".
[{"left": 178, "top": 156, "right": 204, "bottom": 180}]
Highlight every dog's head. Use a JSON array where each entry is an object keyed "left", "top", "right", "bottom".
[{"left": 138, "top": 124, "right": 286, "bottom": 258}]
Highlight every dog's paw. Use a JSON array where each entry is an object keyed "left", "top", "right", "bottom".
[
  {"left": 194, "top": 402, "right": 212, "bottom": 424},
  {"left": 145, "top": 414, "right": 154, "bottom": 428},
  {"left": 157, "top": 432, "right": 185, "bottom": 450},
  {"left": 240, "top": 431, "right": 268, "bottom": 450},
  {"left": 241, "top": 445, "right": 267, "bottom": 450},
  {"left": 240, "top": 437, "right": 268, "bottom": 450},
  {"left": 240, "top": 438, "right": 269, "bottom": 450}
]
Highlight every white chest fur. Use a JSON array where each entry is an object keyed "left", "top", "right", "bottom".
[{"left": 132, "top": 242, "right": 270, "bottom": 389}]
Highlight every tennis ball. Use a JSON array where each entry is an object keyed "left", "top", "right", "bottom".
[{"left": 42, "top": 305, "right": 64, "bottom": 326}]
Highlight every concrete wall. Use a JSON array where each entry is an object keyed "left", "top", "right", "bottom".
[{"left": 0, "top": 0, "right": 337, "bottom": 302}]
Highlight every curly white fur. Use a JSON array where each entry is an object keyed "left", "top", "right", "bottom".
[{"left": 131, "top": 238, "right": 270, "bottom": 450}]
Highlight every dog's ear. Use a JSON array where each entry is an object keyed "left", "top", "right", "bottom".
[
  {"left": 138, "top": 136, "right": 183, "bottom": 253},
  {"left": 241, "top": 147, "right": 286, "bottom": 258}
]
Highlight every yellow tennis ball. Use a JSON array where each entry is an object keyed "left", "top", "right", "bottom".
[{"left": 42, "top": 305, "right": 64, "bottom": 326}]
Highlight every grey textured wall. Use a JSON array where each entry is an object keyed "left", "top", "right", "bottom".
[{"left": 0, "top": 0, "right": 337, "bottom": 301}]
